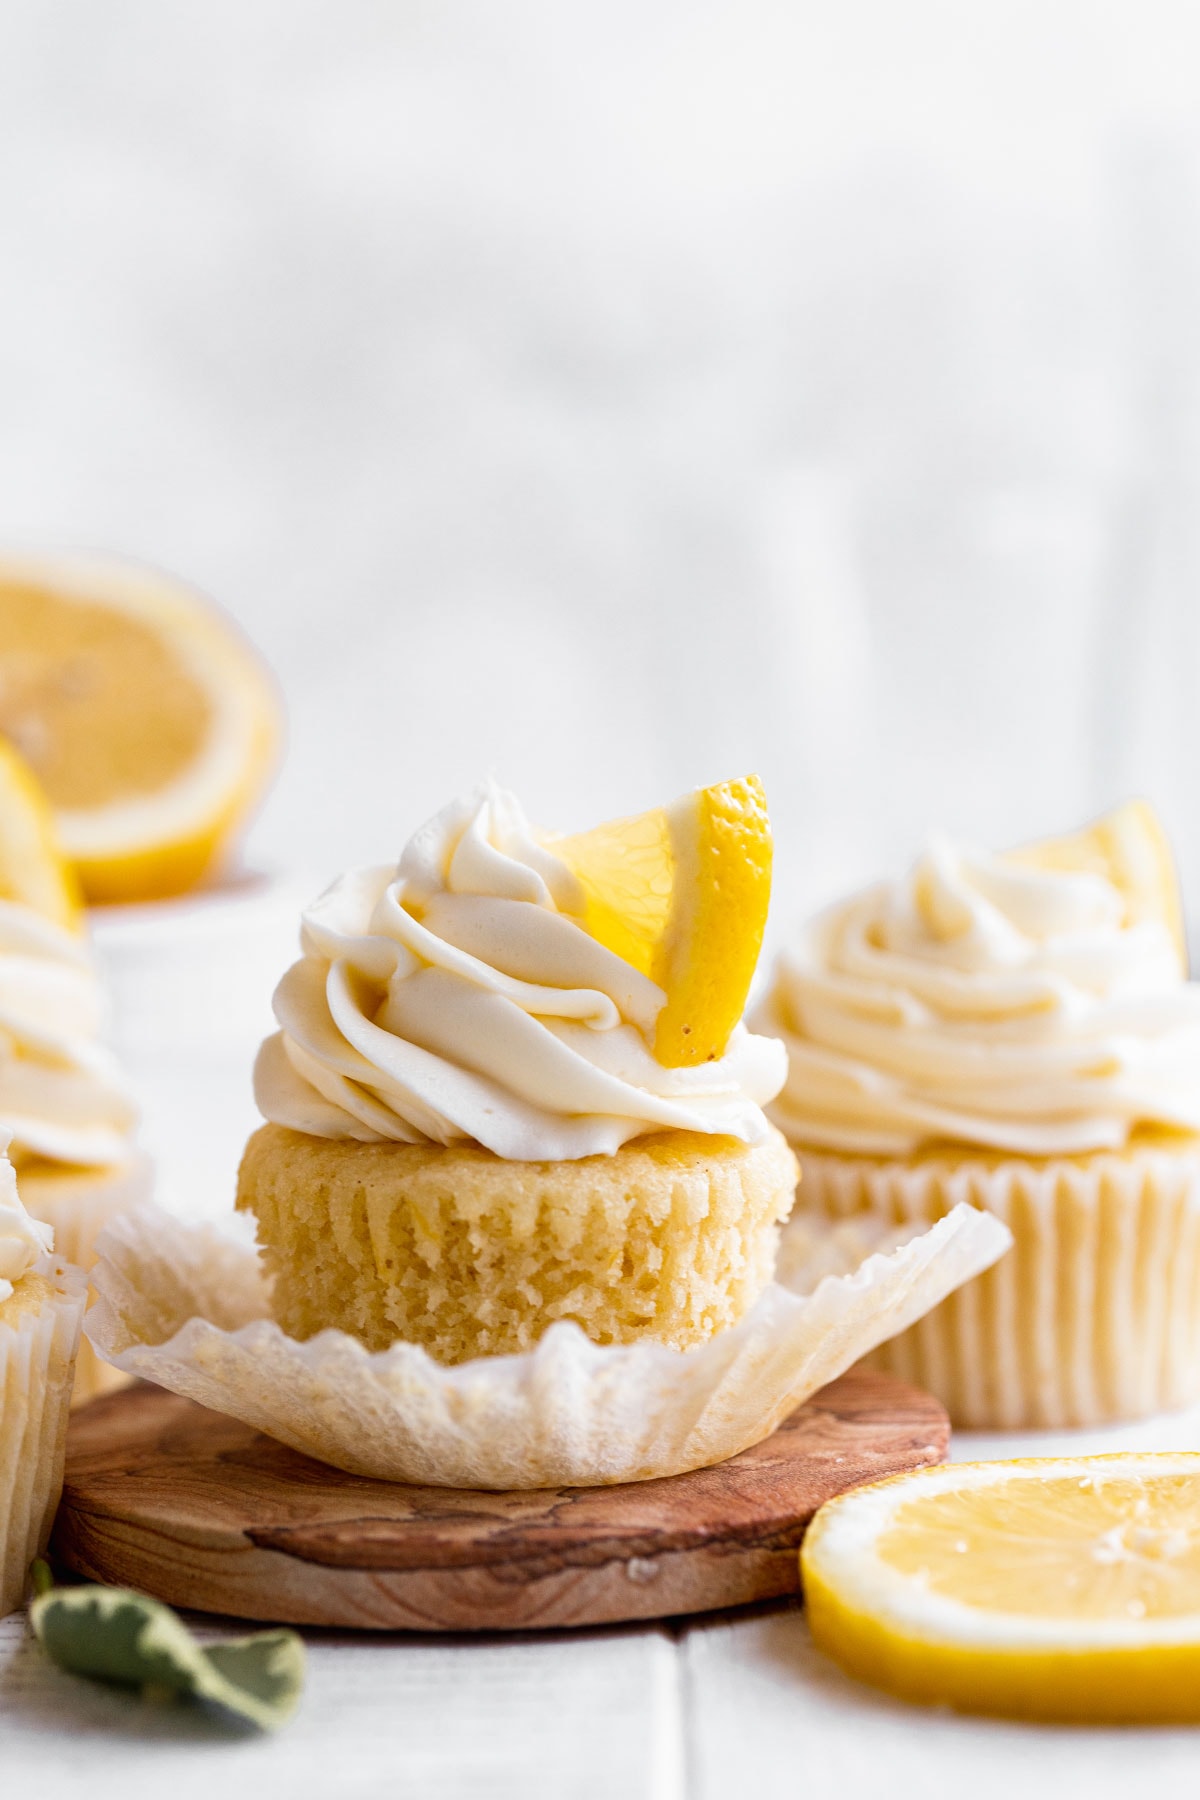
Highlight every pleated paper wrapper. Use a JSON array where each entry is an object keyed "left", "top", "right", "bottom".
[
  {"left": 793, "top": 1141, "right": 1200, "bottom": 1430},
  {"left": 87, "top": 1202, "right": 1010, "bottom": 1489},
  {"left": 21, "top": 1154, "right": 154, "bottom": 1407},
  {"left": 0, "top": 1258, "right": 87, "bottom": 1615}
]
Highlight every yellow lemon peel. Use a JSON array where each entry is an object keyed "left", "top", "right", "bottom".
[{"left": 550, "top": 774, "right": 772, "bottom": 1067}]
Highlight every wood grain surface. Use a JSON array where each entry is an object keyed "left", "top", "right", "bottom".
[{"left": 51, "top": 1369, "right": 948, "bottom": 1631}]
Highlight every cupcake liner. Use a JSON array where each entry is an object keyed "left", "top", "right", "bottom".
[
  {"left": 20, "top": 1155, "right": 154, "bottom": 1405},
  {"left": 0, "top": 1258, "right": 88, "bottom": 1615},
  {"left": 86, "top": 1201, "right": 1009, "bottom": 1489},
  {"left": 793, "top": 1141, "right": 1200, "bottom": 1429}
]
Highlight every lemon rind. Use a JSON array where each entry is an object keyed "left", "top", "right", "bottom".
[
  {"left": 802, "top": 1453, "right": 1200, "bottom": 1722},
  {"left": 0, "top": 739, "right": 83, "bottom": 930}
]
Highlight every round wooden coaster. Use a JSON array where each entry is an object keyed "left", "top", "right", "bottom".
[{"left": 52, "top": 1369, "right": 947, "bottom": 1632}]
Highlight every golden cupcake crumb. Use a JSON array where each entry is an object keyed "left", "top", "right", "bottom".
[
  {"left": 0, "top": 1271, "right": 57, "bottom": 1328},
  {"left": 238, "top": 1123, "right": 797, "bottom": 1363}
]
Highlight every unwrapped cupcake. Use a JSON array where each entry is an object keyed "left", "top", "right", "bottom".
[
  {"left": 756, "top": 801, "right": 1200, "bottom": 1429},
  {"left": 242, "top": 777, "right": 795, "bottom": 1361},
  {"left": 88, "top": 776, "right": 1008, "bottom": 1487},
  {"left": 0, "top": 1141, "right": 87, "bottom": 1615}
]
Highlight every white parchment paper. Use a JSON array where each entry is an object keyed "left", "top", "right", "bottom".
[{"left": 88, "top": 1203, "right": 1010, "bottom": 1488}]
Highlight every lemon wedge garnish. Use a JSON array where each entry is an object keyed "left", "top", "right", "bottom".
[
  {"left": 1009, "top": 798, "right": 1185, "bottom": 968},
  {"left": 0, "top": 737, "right": 82, "bottom": 930},
  {"left": 550, "top": 774, "right": 772, "bottom": 1067},
  {"left": 803, "top": 1453, "right": 1200, "bottom": 1723},
  {"left": 0, "top": 552, "right": 281, "bottom": 904}
]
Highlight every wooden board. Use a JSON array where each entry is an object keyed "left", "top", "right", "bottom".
[{"left": 51, "top": 1369, "right": 948, "bottom": 1632}]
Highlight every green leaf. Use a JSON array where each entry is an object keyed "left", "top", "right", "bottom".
[{"left": 30, "top": 1584, "right": 305, "bottom": 1731}]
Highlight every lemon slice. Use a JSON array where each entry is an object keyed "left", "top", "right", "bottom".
[
  {"left": 0, "top": 738, "right": 82, "bottom": 930},
  {"left": 550, "top": 775, "right": 772, "bottom": 1067},
  {"left": 0, "top": 552, "right": 281, "bottom": 904},
  {"left": 1009, "top": 799, "right": 1186, "bottom": 968},
  {"left": 803, "top": 1453, "right": 1200, "bottom": 1723}
]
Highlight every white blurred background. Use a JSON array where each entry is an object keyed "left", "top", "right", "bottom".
[{"left": 8, "top": 4, "right": 1200, "bottom": 1041}]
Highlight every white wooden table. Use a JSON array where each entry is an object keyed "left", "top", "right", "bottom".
[{"left": 8, "top": 989, "right": 1200, "bottom": 1796}]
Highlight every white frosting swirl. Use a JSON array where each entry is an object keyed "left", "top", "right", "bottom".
[
  {"left": 756, "top": 834, "right": 1200, "bottom": 1157},
  {"left": 0, "top": 900, "right": 139, "bottom": 1168},
  {"left": 0, "top": 1137, "right": 53, "bottom": 1302},
  {"left": 256, "top": 784, "right": 786, "bottom": 1160}
]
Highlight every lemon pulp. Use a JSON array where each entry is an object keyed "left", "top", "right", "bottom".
[
  {"left": 0, "top": 581, "right": 213, "bottom": 809},
  {"left": 0, "top": 555, "right": 280, "bottom": 904},
  {"left": 879, "top": 1470, "right": 1200, "bottom": 1619}
]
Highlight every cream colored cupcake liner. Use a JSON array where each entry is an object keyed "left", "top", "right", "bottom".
[
  {"left": 20, "top": 1155, "right": 154, "bottom": 1406},
  {"left": 87, "top": 1200, "right": 1009, "bottom": 1489},
  {"left": 0, "top": 1258, "right": 88, "bottom": 1616},
  {"left": 792, "top": 1142, "right": 1200, "bottom": 1429}
]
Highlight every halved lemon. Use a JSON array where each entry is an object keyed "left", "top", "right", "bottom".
[
  {"left": 0, "top": 737, "right": 82, "bottom": 930},
  {"left": 0, "top": 552, "right": 281, "bottom": 904},
  {"left": 549, "top": 774, "right": 772, "bottom": 1067},
  {"left": 1010, "top": 798, "right": 1185, "bottom": 968},
  {"left": 803, "top": 1453, "right": 1200, "bottom": 1723}
]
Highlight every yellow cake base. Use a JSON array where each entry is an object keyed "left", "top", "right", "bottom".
[
  {"left": 0, "top": 1260, "right": 87, "bottom": 1616},
  {"left": 237, "top": 1124, "right": 798, "bottom": 1364},
  {"left": 18, "top": 1156, "right": 153, "bottom": 1405},
  {"left": 791, "top": 1134, "right": 1200, "bottom": 1428}
]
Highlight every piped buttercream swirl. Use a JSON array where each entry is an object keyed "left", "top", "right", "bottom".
[
  {"left": 256, "top": 785, "right": 786, "bottom": 1160},
  {"left": 0, "top": 901, "right": 139, "bottom": 1168},
  {"left": 756, "top": 834, "right": 1200, "bottom": 1157},
  {"left": 0, "top": 1138, "right": 53, "bottom": 1302}
]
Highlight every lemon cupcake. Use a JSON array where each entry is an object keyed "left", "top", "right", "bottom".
[
  {"left": 0, "top": 744, "right": 150, "bottom": 1401},
  {"left": 0, "top": 1143, "right": 87, "bottom": 1615},
  {"left": 0, "top": 897, "right": 149, "bottom": 1402},
  {"left": 239, "top": 777, "right": 797, "bottom": 1363},
  {"left": 756, "top": 802, "right": 1200, "bottom": 1429}
]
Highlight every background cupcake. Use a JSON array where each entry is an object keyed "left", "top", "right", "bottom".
[
  {"left": 0, "top": 742, "right": 150, "bottom": 1402},
  {"left": 0, "top": 900, "right": 150, "bottom": 1403},
  {"left": 0, "top": 1144, "right": 87, "bottom": 1616},
  {"left": 756, "top": 802, "right": 1200, "bottom": 1429}
]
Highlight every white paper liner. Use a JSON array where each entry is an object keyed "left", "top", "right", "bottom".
[
  {"left": 793, "top": 1142, "right": 1200, "bottom": 1428},
  {"left": 21, "top": 1155, "right": 154, "bottom": 1270},
  {"left": 87, "top": 1202, "right": 1010, "bottom": 1488},
  {"left": 775, "top": 1210, "right": 929, "bottom": 1293},
  {"left": 0, "top": 1257, "right": 87, "bottom": 1615},
  {"left": 21, "top": 1154, "right": 154, "bottom": 1406}
]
